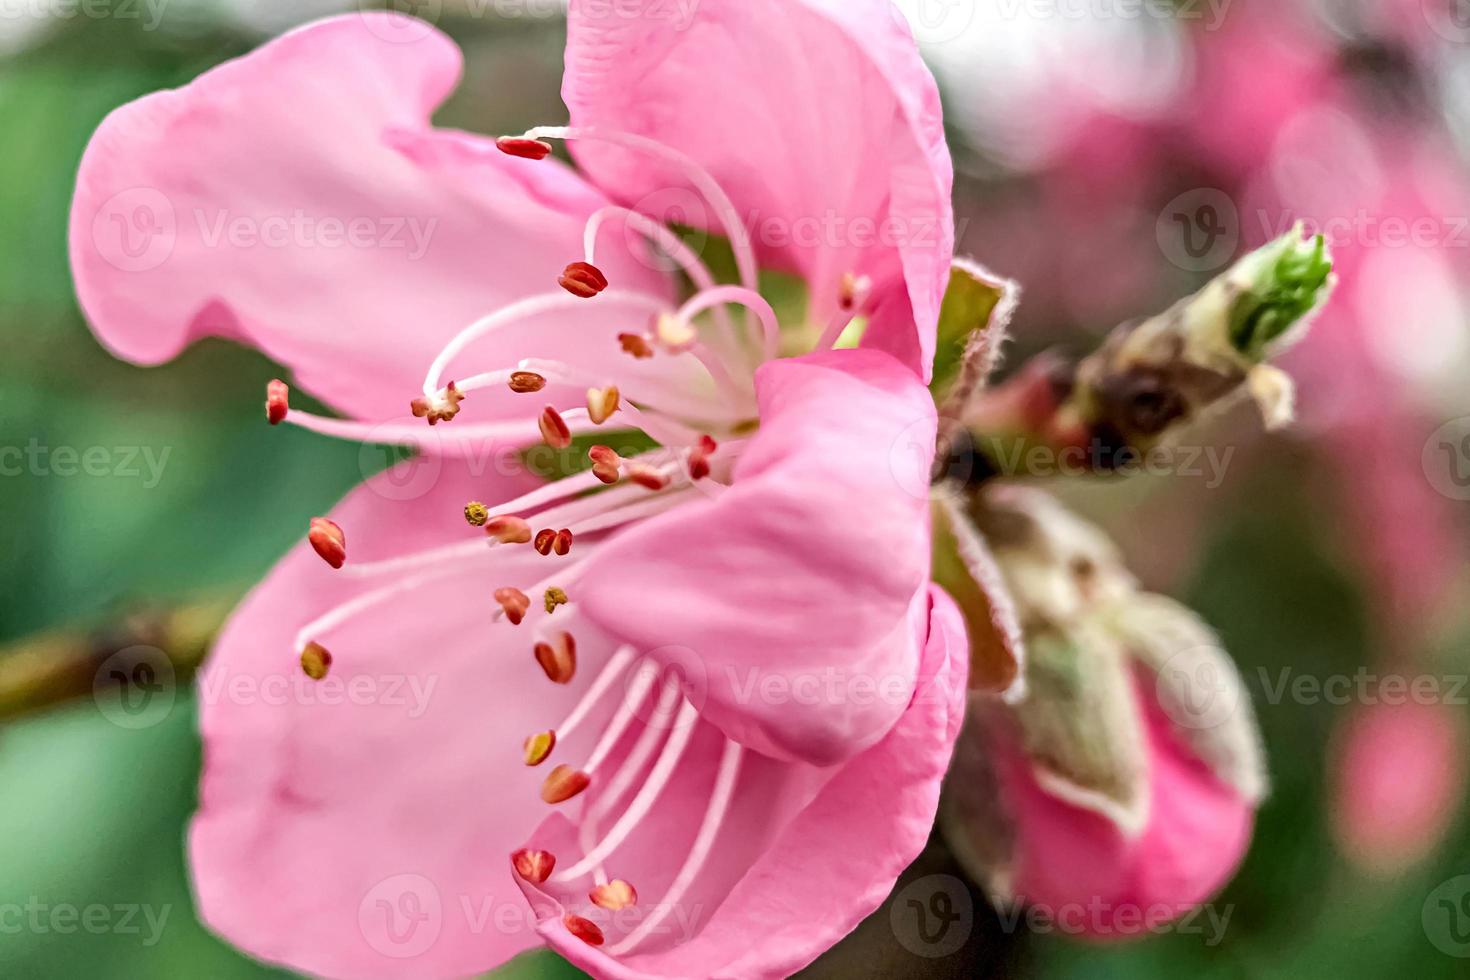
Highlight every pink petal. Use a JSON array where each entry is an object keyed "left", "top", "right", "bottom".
[
  {"left": 70, "top": 13, "right": 676, "bottom": 423},
  {"left": 189, "top": 459, "right": 625, "bottom": 978},
  {"left": 514, "top": 586, "right": 968, "bottom": 979},
  {"left": 576, "top": 349, "right": 937, "bottom": 767},
  {"left": 995, "top": 670, "right": 1254, "bottom": 938},
  {"left": 1329, "top": 700, "right": 1468, "bottom": 876},
  {"left": 562, "top": 0, "right": 954, "bottom": 379}
]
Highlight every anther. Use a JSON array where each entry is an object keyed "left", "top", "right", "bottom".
[
  {"left": 564, "top": 914, "right": 604, "bottom": 947},
  {"left": 627, "top": 464, "right": 670, "bottom": 491},
  {"left": 688, "top": 435, "right": 718, "bottom": 481},
  {"left": 464, "top": 501, "right": 489, "bottom": 527},
  {"left": 534, "top": 632, "right": 577, "bottom": 684},
  {"left": 511, "top": 848, "right": 556, "bottom": 883},
  {"left": 486, "top": 516, "right": 533, "bottom": 544},
  {"left": 589, "top": 445, "right": 622, "bottom": 485},
  {"left": 308, "top": 517, "right": 346, "bottom": 569},
  {"left": 495, "top": 587, "right": 531, "bottom": 625},
  {"left": 266, "top": 380, "right": 289, "bottom": 425},
  {"left": 655, "top": 312, "right": 697, "bottom": 353},
  {"left": 544, "top": 587, "right": 568, "bottom": 614},
  {"left": 509, "top": 370, "right": 548, "bottom": 394},
  {"left": 541, "top": 764, "right": 591, "bottom": 804},
  {"left": 523, "top": 730, "right": 556, "bottom": 766},
  {"left": 495, "top": 136, "right": 554, "bottom": 160},
  {"left": 534, "top": 528, "right": 573, "bottom": 556},
  {"left": 411, "top": 381, "right": 464, "bottom": 425},
  {"left": 587, "top": 386, "right": 620, "bottom": 425},
  {"left": 539, "top": 406, "right": 573, "bottom": 449},
  {"left": 590, "top": 880, "right": 638, "bottom": 912},
  {"left": 300, "top": 642, "right": 332, "bottom": 681},
  {"left": 618, "top": 333, "right": 655, "bottom": 359},
  {"left": 559, "top": 261, "right": 609, "bottom": 299},
  {"left": 839, "top": 271, "right": 873, "bottom": 312}
]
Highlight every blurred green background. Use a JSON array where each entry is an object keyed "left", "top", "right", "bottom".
[{"left": 2, "top": 2, "right": 1468, "bottom": 978}]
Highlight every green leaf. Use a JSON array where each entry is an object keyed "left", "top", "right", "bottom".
[{"left": 930, "top": 261, "right": 1012, "bottom": 400}]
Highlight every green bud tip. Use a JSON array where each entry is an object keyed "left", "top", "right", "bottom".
[{"left": 1228, "top": 225, "right": 1335, "bottom": 358}]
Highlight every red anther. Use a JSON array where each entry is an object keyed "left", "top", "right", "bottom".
[
  {"left": 266, "top": 380, "right": 290, "bottom": 425},
  {"left": 688, "top": 435, "right": 718, "bottom": 481},
  {"left": 512, "top": 848, "right": 556, "bottom": 883},
  {"left": 558, "top": 261, "right": 609, "bottom": 299},
  {"left": 589, "top": 879, "right": 638, "bottom": 911},
  {"left": 534, "top": 528, "right": 557, "bottom": 556},
  {"left": 508, "top": 371, "right": 548, "bottom": 394},
  {"left": 563, "top": 914, "right": 605, "bottom": 947},
  {"left": 495, "top": 587, "right": 531, "bottom": 625},
  {"left": 627, "top": 464, "right": 670, "bottom": 491},
  {"left": 539, "top": 405, "right": 573, "bottom": 449},
  {"left": 589, "top": 445, "right": 622, "bottom": 485},
  {"left": 541, "top": 764, "right": 591, "bottom": 804},
  {"left": 496, "top": 136, "right": 554, "bottom": 160},
  {"left": 523, "top": 730, "right": 556, "bottom": 766},
  {"left": 411, "top": 381, "right": 465, "bottom": 425},
  {"left": 300, "top": 642, "right": 332, "bottom": 681},
  {"left": 308, "top": 517, "right": 346, "bottom": 569},
  {"left": 553, "top": 528, "right": 573, "bottom": 556},
  {"left": 534, "top": 632, "right": 577, "bottom": 684},
  {"left": 618, "top": 333, "right": 655, "bottom": 359},
  {"left": 838, "top": 271, "right": 873, "bottom": 312},
  {"left": 486, "top": 515, "right": 533, "bottom": 544}
]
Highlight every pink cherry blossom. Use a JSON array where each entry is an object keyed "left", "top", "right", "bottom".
[{"left": 69, "top": 5, "right": 966, "bottom": 978}]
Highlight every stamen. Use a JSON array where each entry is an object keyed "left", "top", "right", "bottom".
[
  {"left": 542, "top": 764, "right": 591, "bottom": 804},
  {"left": 464, "top": 502, "right": 489, "bottom": 527},
  {"left": 495, "top": 587, "right": 531, "bottom": 625},
  {"left": 266, "top": 380, "right": 289, "bottom": 425},
  {"left": 676, "top": 286, "right": 781, "bottom": 363},
  {"left": 292, "top": 564, "right": 464, "bottom": 654},
  {"left": 509, "top": 371, "right": 548, "bottom": 393},
  {"left": 619, "top": 333, "right": 655, "bottom": 359},
  {"left": 589, "top": 445, "right": 622, "bottom": 485},
  {"left": 487, "top": 516, "right": 534, "bottom": 545},
  {"left": 523, "top": 730, "right": 556, "bottom": 766},
  {"left": 523, "top": 126, "right": 758, "bottom": 296},
  {"left": 552, "top": 698, "right": 700, "bottom": 881},
  {"left": 496, "top": 136, "right": 554, "bottom": 160},
  {"left": 519, "top": 359, "right": 711, "bottom": 444},
  {"left": 533, "top": 528, "right": 574, "bottom": 556},
  {"left": 307, "top": 517, "right": 346, "bottom": 569},
  {"left": 424, "top": 291, "right": 667, "bottom": 396},
  {"left": 539, "top": 406, "right": 573, "bottom": 449},
  {"left": 688, "top": 435, "right": 718, "bottom": 481},
  {"left": 607, "top": 739, "right": 744, "bottom": 954},
  {"left": 563, "top": 914, "right": 605, "bottom": 947},
  {"left": 559, "top": 261, "right": 610, "bottom": 299},
  {"left": 655, "top": 312, "right": 698, "bottom": 353},
  {"left": 511, "top": 848, "right": 557, "bottom": 883},
  {"left": 299, "top": 642, "right": 332, "bottom": 680},
  {"left": 589, "top": 880, "right": 637, "bottom": 912},
  {"left": 278, "top": 408, "right": 543, "bottom": 454},
  {"left": 534, "top": 632, "right": 577, "bottom": 684},
  {"left": 626, "top": 464, "right": 670, "bottom": 491},
  {"left": 544, "top": 587, "right": 569, "bottom": 614},
  {"left": 816, "top": 276, "right": 870, "bottom": 350},
  {"left": 410, "top": 381, "right": 464, "bottom": 425},
  {"left": 555, "top": 646, "right": 637, "bottom": 743},
  {"left": 587, "top": 386, "right": 621, "bottom": 425},
  {"left": 583, "top": 663, "right": 665, "bottom": 777}
]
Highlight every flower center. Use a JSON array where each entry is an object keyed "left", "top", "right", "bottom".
[{"left": 264, "top": 122, "right": 876, "bottom": 957}]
